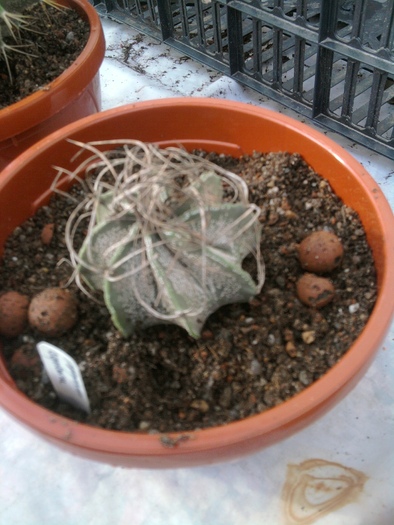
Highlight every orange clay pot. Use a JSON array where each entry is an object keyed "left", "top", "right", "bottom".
[
  {"left": 0, "top": 0, "right": 105, "bottom": 170},
  {"left": 0, "top": 98, "right": 393, "bottom": 468}
]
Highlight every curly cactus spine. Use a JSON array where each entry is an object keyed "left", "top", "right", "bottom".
[
  {"left": 0, "top": 0, "right": 65, "bottom": 82},
  {"left": 61, "top": 141, "right": 265, "bottom": 339}
]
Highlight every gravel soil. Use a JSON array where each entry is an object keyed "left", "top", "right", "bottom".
[
  {"left": 0, "top": 2, "right": 89, "bottom": 109},
  {"left": 0, "top": 151, "right": 377, "bottom": 433}
]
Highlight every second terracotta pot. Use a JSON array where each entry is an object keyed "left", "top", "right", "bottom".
[{"left": 0, "top": 0, "right": 105, "bottom": 170}]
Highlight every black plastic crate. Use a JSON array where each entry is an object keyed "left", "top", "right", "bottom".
[{"left": 93, "top": 1, "right": 394, "bottom": 159}]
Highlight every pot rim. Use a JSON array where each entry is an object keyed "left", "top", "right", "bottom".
[
  {"left": 0, "top": 0, "right": 105, "bottom": 141},
  {"left": 0, "top": 98, "right": 393, "bottom": 458}
]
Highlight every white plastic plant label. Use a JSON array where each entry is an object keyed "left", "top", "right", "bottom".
[{"left": 37, "top": 341, "right": 91, "bottom": 413}]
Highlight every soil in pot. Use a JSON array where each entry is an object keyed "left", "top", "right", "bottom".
[
  {"left": 0, "top": 150, "right": 377, "bottom": 433},
  {"left": 0, "top": 1, "right": 90, "bottom": 109}
]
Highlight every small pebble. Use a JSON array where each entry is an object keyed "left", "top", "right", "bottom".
[
  {"left": 267, "top": 333, "right": 276, "bottom": 345},
  {"left": 285, "top": 341, "right": 297, "bottom": 357},
  {"left": 299, "top": 370, "right": 312, "bottom": 385},
  {"left": 219, "top": 386, "right": 233, "bottom": 408},
  {"left": 190, "top": 399, "right": 210, "bottom": 413},
  {"left": 41, "top": 223, "right": 54, "bottom": 245},
  {"left": 298, "top": 230, "right": 344, "bottom": 273},
  {"left": 301, "top": 330, "right": 316, "bottom": 344},
  {"left": 349, "top": 303, "right": 360, "bottom": 314},
  {"left": 250, "top": 359, "right": 262, "bottom": 375}
]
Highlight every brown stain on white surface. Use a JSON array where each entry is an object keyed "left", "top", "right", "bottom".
[{"left": 282, "top": 458, "right": 368, "bottom": 524}]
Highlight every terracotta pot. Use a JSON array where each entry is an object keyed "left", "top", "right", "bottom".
[
  {"left": 0, "top": 99, "right": 393, "bottom": 468},
  {"left": 0, "top": 0, "right": 105, "bottom": 170}
]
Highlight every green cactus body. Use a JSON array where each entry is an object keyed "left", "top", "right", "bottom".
[{"left": 70, "top": 143, "right": 264, "bottom": 339}]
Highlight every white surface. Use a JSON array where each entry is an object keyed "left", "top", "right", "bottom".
[{"left": 1, "top": 17, "right": 393, "bottom": 525}]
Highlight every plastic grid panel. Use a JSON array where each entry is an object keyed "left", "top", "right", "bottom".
[
  {"left": 171, "top": 1, "right": 230, "bottom": 64},
  {"left": 93, "top": 0, "right": 162, "bottom": 37},
  {"left": 93, "top": 0, "right": 394, "bottom": 158}
]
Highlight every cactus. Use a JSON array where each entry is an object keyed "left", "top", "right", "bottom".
[
  {"left": 0, "top": 3, "right": 27, "bottom": 78},
  {"left": 60, "top": 140, "right": 265, "bottom": 339},
  {"left": 0, "top": 0, "right": 64, "bottom": 82}
]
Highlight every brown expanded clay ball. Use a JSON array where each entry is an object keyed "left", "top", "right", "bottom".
[
  {"left": 298, "top": 230, "right": 344, "bottom": 274},
  {"left": 28, "top": 288, "right": 78, "bottom": 336},
  {"left": 296, "top": 273, "right": 335, "bottom": 309},
  {"left": 0, "top": 291, "right": 30, "bottom": 338},
  {"left": 41, "top": 223, "right": 54, "bottom": 245}
]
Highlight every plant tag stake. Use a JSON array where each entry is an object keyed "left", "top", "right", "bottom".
[{"left": 37, "top": 341, "right": 91, "bottom": 413}]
